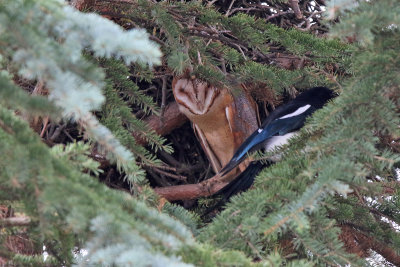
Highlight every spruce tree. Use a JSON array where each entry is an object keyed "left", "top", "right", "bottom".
[{"left": 0, "top": 0, "right": 399, "bottom": 266}]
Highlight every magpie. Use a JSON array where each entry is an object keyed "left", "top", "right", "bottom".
[
  {"left": 218, "top": 87, "right": 335, "bottom": 177},
  {"left": 203, "top": 87, "right": 335, "bottom": 216}
]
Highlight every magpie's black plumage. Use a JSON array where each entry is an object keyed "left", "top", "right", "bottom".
[
  {"left": 216, "top": 161, "right": 265, "bottom": 200},
  {"left": 203, "top": 161, "right": 265, "bottom": 216},
  {"left": 219, "top": 87, "right": 335, "bottom": 177}
]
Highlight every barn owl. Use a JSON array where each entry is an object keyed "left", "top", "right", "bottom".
[{"left": 172, "top": 77, "right": 258, "bottom": 179}]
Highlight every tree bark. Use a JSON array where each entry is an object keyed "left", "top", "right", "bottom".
[{"left": 154, "top": 173, "right": 228, "bottom": 201}]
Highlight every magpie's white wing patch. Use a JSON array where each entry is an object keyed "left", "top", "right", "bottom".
[
  {"left": 257, "top": 128, "right": 263, "bottom": 133},
  {"left": 264, "top": 132, "right": 298, "bottom": 152},
  {"left": 279, "top": 104, "right": 311, "bottom": 119}
]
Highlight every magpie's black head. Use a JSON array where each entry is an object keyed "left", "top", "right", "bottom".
[{"left": 296, "top": 87, "right": 336, "bottom": 108}]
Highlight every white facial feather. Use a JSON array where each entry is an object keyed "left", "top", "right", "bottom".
[
  {"left": 279, "top": 104, "right": 311, "bottom": 119},
  {"left": 226, "top": 107, "right": 233, "bottom": 132}
]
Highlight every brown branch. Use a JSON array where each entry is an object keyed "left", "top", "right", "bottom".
[
  {"left": 366, "top": 237, "right": 400, "bottom": 266},
  {"left": 225, "top": 0, "right": 236, "bottom": 17},
  {"left": 133, "top": 102, "right": 188, "bottom": 145},
  {"left": 0, "top": 217, "right": 31, "bottom": 227},
  {"left": 154, "top": 173, "right": 229, "bottom": 201},
  {"left": 160, "top": 76, "right": 168, "bottom": 121},
  {"left": 340, "top": 224, "right": 400, "bottom": 266}
]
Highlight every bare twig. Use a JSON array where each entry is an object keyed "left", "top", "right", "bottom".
[
  {"left": 225, "top": 0, "right": 236, "bottom": 17},
  {"left": 233, "top": 44, "right": 247, "bottom": 60},
  {"left": 152, "top": 168, "right": 187, "bottom": 182},
  {"left": 220, "top": 57, "right": 227, "bottom": 74},
  {"left": 197, "top": 50, "right": 203, "bottom": 65},
  {"left": 49, "top": 123, "right": 66, "bottom": 141},
  {"left": 140, "top": 162, "right": 177, "bottom": 172},
  {"left": 0, "top": 217, "right": 31, "bottom": 227},
  {"left": 40, "top": 117, "right": 49, "bottom": 138},
  {"left": 160, "top": 76, "right": 168, "bottom": 123}
]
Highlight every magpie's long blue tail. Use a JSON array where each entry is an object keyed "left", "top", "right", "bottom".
[
  {"left": 219, "top": 129, "right": 269, "bottom": 177},
  {"left": 204, "top": 161, "right": 265, "bottom": 215}
]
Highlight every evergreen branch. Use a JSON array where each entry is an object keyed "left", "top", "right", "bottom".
[
  {"left": 262, "top": 185, "right": 328, "bottom": 236},
  {"left": 0, "top": 106, "right": 200, "bottom": 265},
  {"left": 132, "top": 102, "right": 188, "bottom": 146},
  {"left": 78, "top": 112, "right": 148, "bottom": 185},
  {"left": 10, "top": 254, "right": 59, "bottom": 267},
  {"left": 236, "top": 61, "right": 304, "bottom": 93},
  {"left": 1, "top": 0, "right": 399, "bottom": 265},
  {"left": 83, "top": 0, "right": 349, "bottom": 89},
  {"left": 0, "top": 0, "right": 162, "bottom": 180},
  {"left": 97, "top": 58, "right": 158, "bottom": 115},
  {"left": 328, "top": 0, "right": 400, "bottom": 45},
  {"left": 101, "top": 80, "right": 173, "bottom": 155},
  {"left": 100, "top": 115, "right": 161, "bottom": 166},
  {"left": 294, "top": 211, "right": 365, "bottom": 266},
  {"left": 0, "top": 73, "right": 59, "bottom": 116}
]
